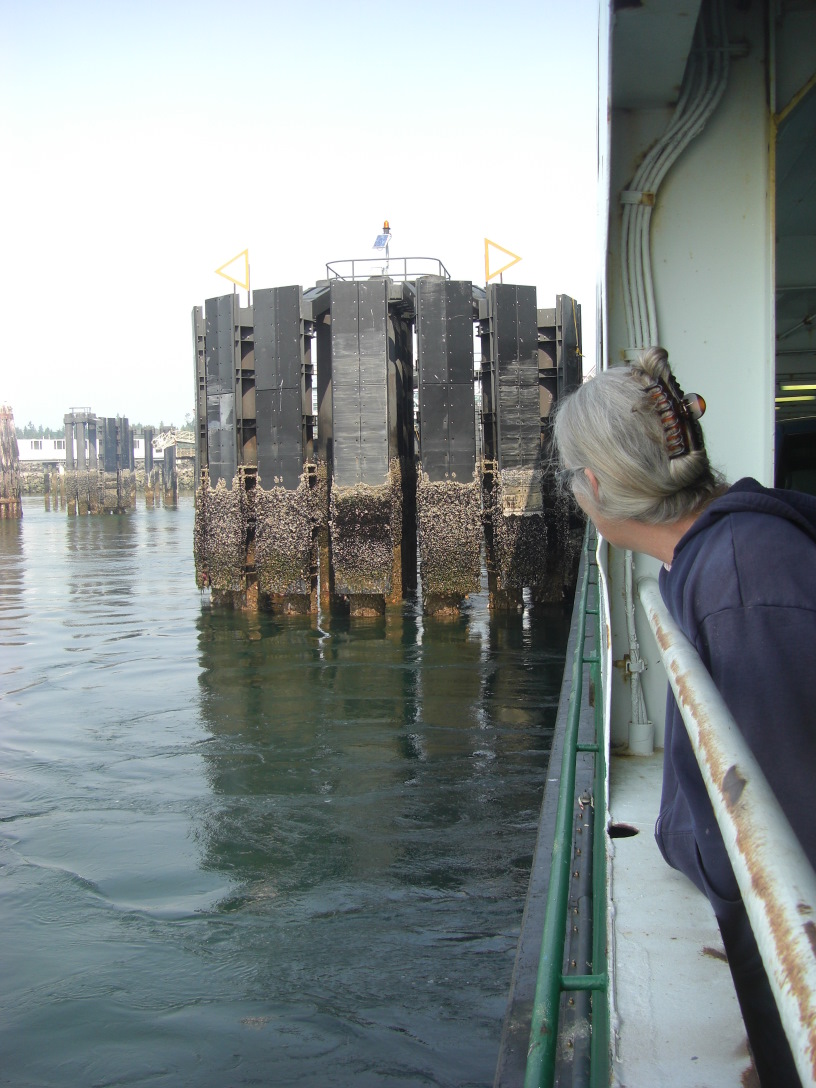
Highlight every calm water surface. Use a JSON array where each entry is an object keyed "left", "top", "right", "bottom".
[{"left": 0, "top": 497, "right": 569, "bottom": 1088}]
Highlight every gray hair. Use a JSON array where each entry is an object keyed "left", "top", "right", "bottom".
[{"left": 552, "top": 347, "right": 726, "bottom": 524}]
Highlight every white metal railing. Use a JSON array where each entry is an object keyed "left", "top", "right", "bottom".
[
  {"left": 637, "top": 576, "right": 816, "bottom": 1088},
  {"left": 324, "top": 256, "right": 451, "bottom": 282}
]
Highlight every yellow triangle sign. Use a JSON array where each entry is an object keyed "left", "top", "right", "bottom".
[
  {"left": 215, "top": 249, "right": 249, "bottom": 290},
  {"left": 484, "top": 238, "right": 522, "bottom": 282}
]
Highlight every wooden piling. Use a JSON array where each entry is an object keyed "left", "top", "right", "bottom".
[{"left": 0, "top": 405, "right": 23, "bottom": 518}]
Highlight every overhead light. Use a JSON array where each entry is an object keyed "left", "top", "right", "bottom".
[
  {"left": 780, "top": 383, "right": 816, "bottom": 391},
  {"left": 775, "top": 395, "right": 816, "bottom": 403}
]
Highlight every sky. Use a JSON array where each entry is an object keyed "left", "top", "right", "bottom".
[{"left": 1, "top": 0, "right": 599, "bottom": 430}]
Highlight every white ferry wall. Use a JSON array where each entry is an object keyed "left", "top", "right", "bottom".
[
  {"left": 600, "top": 0, "right": 816, "bottom": 750},
  {"left": 17, "top": 437, "right": 164, "bottom": 464}
]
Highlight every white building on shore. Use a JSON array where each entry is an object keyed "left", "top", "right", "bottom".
[{"left": 17, "top": 436, "right": 168, "bottom": 465}]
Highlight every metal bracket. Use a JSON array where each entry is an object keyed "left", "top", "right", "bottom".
[
  {"left": 620, "top": 189, "right": 655, "bottom": 206},
  {"left": 613, "top": 652, "right": 647, "bottom": 676}
]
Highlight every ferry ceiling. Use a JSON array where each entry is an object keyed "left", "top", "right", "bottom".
[{"left": 603, "top": 0, "right": 816, "bottom": 473}]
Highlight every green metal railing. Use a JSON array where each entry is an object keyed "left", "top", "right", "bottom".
[{"left": 524, "top": 527, "right": 610, "bottom": 1087}]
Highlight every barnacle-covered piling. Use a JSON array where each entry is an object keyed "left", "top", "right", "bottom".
[
  {"left": 483, "top": 464, "right": 583, "bottom": 607},
  {"left": 60, "top": 412, "right": 136, "bottom": 516},
  {"left": 145, "top": 466, "right": 159, "bottom": 506},
  {"left": 66, "top": 468, "right": 123, "bottom": 515},
  {"left": 76, "top": 469, "right": 91, "bottom": 516},
  {"left": 538, "top": 484, "right": 586, "bottom": 604},
  {"left": 194, "top": 471, "right": 248, "bottom": 603},
  {"left": 255, "top": 470, "right": 319, "bottom": 613},
  {"left": 191, "top": 276, "right": 582, "bottom": 616},
  {"left": 45, "top": 469, "right": 62, "bottom": 510},
  {"left": 484, "top": 465, "right": 549, "bottom": 609},
  {"left": 114, "top": 469, "right": 137, "bottom": 512},
  {"left": 416, "top": 471, "right": 482, "bottom": 615},
  {"left": 99, "top": 471, "right": 119, "bottom": 513},
  {"left": 66, "top": 469, "right": 79, "bottom": 516},
  {"left": 330, "top": 483, "right": 393, "bottom": 609},
  {"left": 329, "top": 459, "right": 407, "bottom": 615},
  {"left": 0, "top": 405, "right": 22, "bottom": 519}
]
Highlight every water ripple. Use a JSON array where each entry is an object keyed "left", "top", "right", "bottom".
[{"left": 0, "top": 496, "right": 569, "bottom": 1088}]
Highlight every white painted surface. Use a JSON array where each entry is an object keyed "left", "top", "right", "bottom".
[
  {"left": 608, "top": 752, "right": 755, "bottom": 1088},
  {"left": 611, "top": 0, "right": 703, "bottom": 111},
  {"left": 604, "top": 2, "right": 774, "bottom": 488},
  {"left": 17, "top": 437, "right": 163, "bottom": 462},
  {"left": 651, "top": 0, "right": 774, "bottom": 488}
]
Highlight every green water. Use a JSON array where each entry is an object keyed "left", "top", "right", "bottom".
[{"left": 0, "top": 497, "right": 569, "bottom": 1087}]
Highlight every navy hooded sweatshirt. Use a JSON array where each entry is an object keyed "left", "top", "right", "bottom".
[{"left": 656, "top": 477, "right": 816, "bottom": 913}]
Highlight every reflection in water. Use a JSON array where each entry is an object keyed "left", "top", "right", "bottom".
[
  {"left": 0, "top": 497, "right": 570, "bottom": 1088},
  {"left": 0, "top": 518, "right": 24, "bottom": 647},
  {"left": 193, "top": 596, "right": 569, "bottom": 1085}
]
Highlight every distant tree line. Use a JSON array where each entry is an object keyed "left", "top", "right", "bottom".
[{"left": 15, "top": 423, "right": 64, "bottom": 439}]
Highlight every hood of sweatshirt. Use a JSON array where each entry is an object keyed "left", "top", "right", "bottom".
[{"left": 675, "top": 476, "right": 816, "bottom": 555}]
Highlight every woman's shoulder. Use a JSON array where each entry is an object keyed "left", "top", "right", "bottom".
[{"left": 672, "top": 487, "right": 816, "bottom": 618}]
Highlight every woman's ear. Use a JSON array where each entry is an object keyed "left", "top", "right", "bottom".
[{"left": 584, "top": 468, "right": 600, "bottom": 500}]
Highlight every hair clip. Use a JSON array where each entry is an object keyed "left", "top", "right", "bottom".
[{"left": 643, "top": 374, "right": 705, "bottom": 459}]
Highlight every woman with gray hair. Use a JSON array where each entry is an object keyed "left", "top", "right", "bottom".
[
  {"left": 554, "top": 346, "right": 724, "bottom": 554},
  {"left": 554, "top": 347, "right": 816, "bottom": 1088}
]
